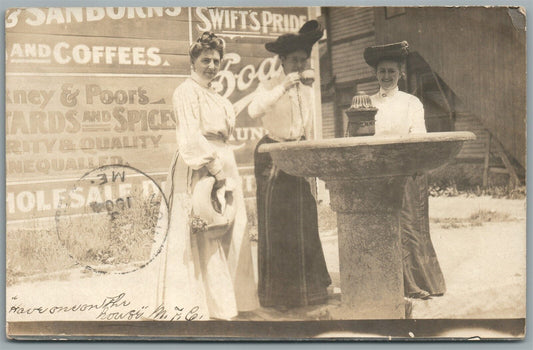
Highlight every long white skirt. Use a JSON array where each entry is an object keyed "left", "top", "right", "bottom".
[{"left": 152, "top": 140, "right": 258, "bottom": 320}]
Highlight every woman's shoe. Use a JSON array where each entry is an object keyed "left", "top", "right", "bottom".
[{"left": 408, "top": 290, "right": 431, "bottom": 300}]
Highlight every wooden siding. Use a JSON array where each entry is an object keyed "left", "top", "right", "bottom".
[
  {"left": 329, "top": 7, "right": 374, "bottom": 41},
  {"left": 373, "top": 7, "right": 526, "bottom": 166},
  {"left": 331, "top": 36, "right": 376, "bottom": 83},
  {"left": 356, "top": 81, "right": 380, "bottom": 96},
  {"left": 455, "top": 113, "right": 490, "bottom": 160},
  {"left": 321, "top": 101, "right": 336, "bottom": 139},
  {"left": 328, "top": 7, "right": 376, "bottom": 85},
  {"left": 324, "top": 7, "right": 377, "bottom": 137}
]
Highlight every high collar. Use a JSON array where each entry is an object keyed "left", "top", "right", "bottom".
[
  {"left": 191, "top": 71, "right": 212, "bottom": 89},
  {"left": 379, "top": 86, "right": 399, "bottom": 98}
]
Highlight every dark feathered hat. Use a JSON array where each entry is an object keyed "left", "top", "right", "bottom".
[
  {"left": 363, "top": 41, "right": 410, "bottom": 68},
  {"left": 265, "top": 20, "right": 324, "bottom": 56}
]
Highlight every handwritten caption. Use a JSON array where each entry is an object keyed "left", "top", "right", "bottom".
[{"left": 9, "top": 292, "right": 203, "bottom": 321}]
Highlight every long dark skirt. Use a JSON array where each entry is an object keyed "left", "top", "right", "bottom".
[
  {"left": 401, "top": 175, "right": 446, "bottom": 296},
  {"left": 254, "top": 135, "right": 331, "bottom": 307}
]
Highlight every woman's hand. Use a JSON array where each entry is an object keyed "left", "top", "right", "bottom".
[
  {"left": 215, "top": 185, "right": 226, "bottom": 213},
  {"left": 213, "top": 177, "right": 227, "bottom": 213},
  {"left": 300, "top": 69, "right": 315, "bottom": 86},
  {"left": 213, "top": 177, "right": 226, "bottom": 190},
  {"left": 282, "top": 72, "right": 301, "bottom": 91},
  {"left": 212, "top": 178, "right": 235, "bottom": 213}
]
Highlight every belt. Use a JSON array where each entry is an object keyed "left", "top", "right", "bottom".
[
  {"left": 204, "top": 133, "right": 227, "bottom": 142},
  {"left": 266, "top": 134, "right": 304, "bottom": 142}
]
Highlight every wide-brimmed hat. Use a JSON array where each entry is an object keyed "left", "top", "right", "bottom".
[
  {"left": 191, "top": 176, "right": 236, "bottom": 240},
  {"left": 363, "top": 41, "right": 409, "bottom": 68},
  {"left": 265, "top": 20, "right": 324, "bottom": 56}
]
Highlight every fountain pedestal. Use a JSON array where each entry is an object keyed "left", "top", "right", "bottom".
[
  {"left": 258, "top": 132, "right": 475, "bottom": 319},
  {"left": 329, "top": 178, "right": 406, "bottom": 318}
]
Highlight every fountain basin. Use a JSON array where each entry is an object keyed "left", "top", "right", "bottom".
[
  {"left": 258, "top": 131, "right": 475, "bottom": 319},
  {"left": 258, "top": 132, "right": 476, "bottom": 180}
]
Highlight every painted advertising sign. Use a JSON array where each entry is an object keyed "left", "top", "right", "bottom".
[{"left": 6, "top": 7, "right": 318, "bottom": 222}]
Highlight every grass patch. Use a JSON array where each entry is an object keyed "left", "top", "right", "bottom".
[
  {"left": 6, "top": 228, "right": 77, "bottom": 286},
  {"left": 55, "top": 188, "right": 161, "bottom": 268},
  {"left": 468, "top": 185, "right": 526, "bottom": 199},
  {"left": 429, "top": 184, "right": 526, "bottom": 200},
  {"left": 7, "top": 190, "right": 162, "bottom": 285},
  {"left": 431, "top": 209, "right": 515, "bottom": 229}
]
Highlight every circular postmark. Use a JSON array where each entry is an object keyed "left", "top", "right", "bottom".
[{"left": 55, "top": 164, "right": 169, "bottom": 274}]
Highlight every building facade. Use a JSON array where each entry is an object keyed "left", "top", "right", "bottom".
[{"left": 320, "top": 7, "right": 526, "bottom": 187}]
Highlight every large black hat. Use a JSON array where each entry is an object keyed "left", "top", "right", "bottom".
[
  {"left": 363, "top": 41, "right": 409, "bottom": 68},
  {"left": 265, "top": 20, "right": 324, "bottom": 56}
]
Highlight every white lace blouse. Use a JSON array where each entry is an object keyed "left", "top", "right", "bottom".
[
  {"left": 173, "top": 75, "right": 236, "bottom": 177},
  {"left": 370, "top": 87, "right": 427, "bottom": 136},
  {"left": 248, "top": 72, "right": 314, "bottom": 141}
]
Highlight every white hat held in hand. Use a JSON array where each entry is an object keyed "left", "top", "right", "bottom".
[{"left": 191, "top": 176, "right": 236, "bottom": 239}]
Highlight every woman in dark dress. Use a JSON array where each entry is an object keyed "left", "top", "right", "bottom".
[
  {"left": 248, "top": 20, "right": 331, "bottom": 308},
  {"left": 363, "top": 41, "right": 446, "bottom": 299}
]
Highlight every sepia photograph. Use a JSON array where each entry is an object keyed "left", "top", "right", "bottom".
[{"left": 4, "top": 4, "right": 527, "bottom": 340}]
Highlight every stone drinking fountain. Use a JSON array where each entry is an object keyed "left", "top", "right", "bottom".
[{"left": 258, "top": 93, "right": 475, "bottom": 319}]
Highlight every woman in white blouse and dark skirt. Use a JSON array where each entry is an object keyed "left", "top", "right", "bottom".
[
  {"left": 153, "top": 32, "right": 258, "bottom": 320},
  {"left": 248, "top": 20, "right": 331, "bottom": 309},
  {"left": 364, "top": 41, "right": 446, "bottom": 299}
]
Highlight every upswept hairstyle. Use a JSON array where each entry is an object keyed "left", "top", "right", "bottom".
[{"left": 189, "top": 31, "right": 225, "bottom": 63}]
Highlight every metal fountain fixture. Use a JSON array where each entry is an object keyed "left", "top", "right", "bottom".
[{"left": 344, "top": 91, "right": 377, "bottom": 137}]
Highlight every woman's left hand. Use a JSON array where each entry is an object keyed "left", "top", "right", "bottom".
[{"left": 215, "top": 185, "right": 226, "bottom": 213}]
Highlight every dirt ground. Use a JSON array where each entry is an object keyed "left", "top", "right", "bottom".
[
  {"left": 408, "top": 196, "right": 526, "bottom": 319},
  {"left": 327, "top": 196, "right": 526, "bottom": 320},
  {"left": 6, "top": 196, "right": 526, "bottom": 326}
]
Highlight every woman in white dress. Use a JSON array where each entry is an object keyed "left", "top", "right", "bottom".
[{"left": 153, "top": 32, "right": 258, "bottom": 320}]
